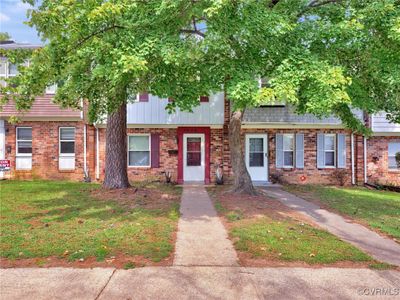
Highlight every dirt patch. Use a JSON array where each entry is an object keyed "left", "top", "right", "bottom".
[
  {"left": 0, "top": 252, "right": 173, "bottom": 269},
  {"left": 236, "top": 251, "right": 398, "bottom": 269},
  {"left": 209, "top": 186, "right": 316, "bottom": 226},
  {"left": 91, "top": 184, "right": 181, "bottom": 210}
]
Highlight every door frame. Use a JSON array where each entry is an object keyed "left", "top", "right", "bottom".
[
  {"left": 245, "top": 133, "right": 269, "bottom": 182},
  {"left": 177, "top": 127, "right": 210, "bottom": 184}
]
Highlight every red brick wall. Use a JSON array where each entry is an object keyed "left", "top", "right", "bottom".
[
  {"left": 3, "top": 120, "right": 87, "bottom": 180},
  {"left": 237, "top": 128, "right": 353, "bottom": 185},
  {"left": 366, "top": 136, "right": 400, "bottom": 186},
  {"left": 96, "top": 127, "right": 224, "bottom": 183}
]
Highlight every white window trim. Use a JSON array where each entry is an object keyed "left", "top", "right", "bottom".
[
  {"left": 127, "top": 134, "right": 151, "bottom": 168},
  {"left": 324, "top": 134, "right": 336, "bottom": 168},
  {"left": 388, "top": 142, "right": 400, "bottom": 170},
  {"left": 59, "top": 127, "right": 76, "bottom": 157},
  {"left": 283, "top": 133, "right": 294, "bottom": 168},
  {"left": 16, "top": 127, "right": 32, "bottom": 157}
]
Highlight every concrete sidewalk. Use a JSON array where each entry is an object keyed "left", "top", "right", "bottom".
[
  {"left": 262, "top": 187, "right": 400, "bottom": 266},
  {"left": 173, "top": 185, "right": 238, "bottom": 266},
  {"left": 1, "top": 266, "right": 399, "bottom": 300}
]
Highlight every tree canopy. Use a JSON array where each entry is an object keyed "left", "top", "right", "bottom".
[{"left": 1, "top": 0, "right": 399, "bottom": 130}]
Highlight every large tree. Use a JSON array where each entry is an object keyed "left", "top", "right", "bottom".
[{"left": 1, "top": 0, "right": 399, "bottom": 192}]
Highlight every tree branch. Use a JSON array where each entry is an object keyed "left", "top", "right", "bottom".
[
  {"left": 68, "top": 25, "right": 126, "bottom": 54},
  {"left": 298, "top": 0, "right": 343, "bottom": 17},
  {"left": 180, "top": 29, "right": 205, "bottom": 37}
]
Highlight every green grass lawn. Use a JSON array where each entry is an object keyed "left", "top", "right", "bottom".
[
  {"left": 0, "top": 180, "right": 181, "bottom": 264},
  {"left": 284, "top": 185, "right": 400, "bottom": 240},
  {"left": 208, "top": 186, "right": 374, "bottom": 265}
]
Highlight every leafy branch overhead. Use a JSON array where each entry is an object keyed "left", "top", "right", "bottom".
[{"left": 1, "top": 0, "right": 399, "bottom": 133}]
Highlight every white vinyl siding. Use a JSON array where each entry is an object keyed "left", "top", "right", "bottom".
[
  {"left": 59, "top": 127, "right": 75, "bottom": 170},
  {"left": 388, "top": 142, "right": 400, "bottom": 169},
  {"left": 371, "top": 113, "right": 400, "bottom": 133},
  {"left": 128, "top": 135, "right": 151, "bottom": 167},
  {"left": 126, "top": 92, "right": 224, "bottom": 125},
  {"left": 16, "top": 127, "right": 32, "bottom": 170}
]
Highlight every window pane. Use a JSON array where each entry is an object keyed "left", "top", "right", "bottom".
[
  {"left": 60, "top": 141, "right": 75, "bottom": 154},
  {"left": 325, "top": 152, "right": 335, "bottom": 166},
  {"left": 388, "top": 157, "right": 398, "bottom": 169},
  {"left": 250, "top": 138, "right": 263, "bottom": 152},
  {"left": 0, "top": 60, "right": 6, "bottom": 76},
  {"left": 388, "top": 143, "right": 400, "bottom": 156},
  {"left": 60, "top": 128, "right": 75, "bottom": 140},
  {"left": 249, "top": 153, "right": 264, "bottom": 167},
  {"left": 187, "top": 137, "right": 201, "bottom": 152},
  {"left": 324, "top": 135, "right": 335, "bottom": 151},
  {"left": 17, "top": 128, "right": 32, "bottom": 140},
  {"left": 8, "top": 63, "right": 18, "bottom": 76},
  {"left": 284, "top": 151, "right": 293, "bottom": 166},
  {"left": 187, "top": 152, "right": 201, "bottom": 166},
  {"left": 18, "top": 141, "right": 32, "bottom": 154},
  {"left": 283, "top": 135, "right": 294, "bottom": 151},
  {"left": 129, "top": 151, "right": 150, "bottom": 166},
  {"left": 129, "top": 136, "right": 149, "bottom": 151}
]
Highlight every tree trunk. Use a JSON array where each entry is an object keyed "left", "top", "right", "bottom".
[
  {"left": 103, "top": 101, "right": 130, "bottom": 189},
  {"left": 228, "top": 110, "right": 257, "bottom": 195}
]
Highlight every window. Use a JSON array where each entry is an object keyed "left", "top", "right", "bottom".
[
  {"left": 128, "top": 135, "right": 150, "bottom": 167},
  {"left": 0, "top": 59, "right": 6, "bottom": 87},
  {"left": 186, "top": 137, "right": 202, "bottom": 166},
  {"left": 388, "top": 142, "right": 400, "bottom": 169},
  {"left": 324, "top": 134, "right": 336, "bottom": 167},
  {"left": 283, "top": 134, "right": 294, "bottom": 167},
  {"left": 16, "top": 127, "right": 32, "bottom": 155},
  {"left": 59, "top": 127, "right": 75, "bottom": 155},
  {"left": 46, "top": 84, "right": 57, "bottom": 94},
  {"left": 8, "top": 63, "right": 19, "bottom": 77},
  {"left": 249, "top": 137, "right": 264, "bottom": 167}
]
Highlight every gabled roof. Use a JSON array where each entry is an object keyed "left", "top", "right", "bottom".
[
  {"left": 0, "top": 40, "right": 42, "bottom": 50},
  {"left": 0, "top": 95, "right": 82, "bottom": 120}
]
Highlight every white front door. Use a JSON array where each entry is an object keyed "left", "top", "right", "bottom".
[
  {"left": 183, "top": 133, "right": 205, "bottom": 182},
  {"left": 245, "top": 134, "right": 268, "bottom": 181}
]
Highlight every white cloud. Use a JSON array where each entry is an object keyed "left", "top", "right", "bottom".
[{"left": 0, "top": 13, "right": 11, "bottom": 22}]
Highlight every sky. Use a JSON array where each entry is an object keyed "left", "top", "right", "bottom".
[{"left": 0, "top": 0, "right": 42, "bottom": 44}]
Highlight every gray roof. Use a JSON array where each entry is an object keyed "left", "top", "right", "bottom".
[{"left": 0, "top": 41, "right": 42, "bottom": 50}]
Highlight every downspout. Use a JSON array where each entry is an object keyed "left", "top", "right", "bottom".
[
  {"left": 363, "top": 136, "right": 367, "bottom": 184},
  {"left": 351, "top": 133, "right": 355, "bottom": 185},
  {"left": 96, "top": 126, "right": 100, "bottom": 180},
  {"left": 83, "top": 124, "right": 87, "bottom": 177}
]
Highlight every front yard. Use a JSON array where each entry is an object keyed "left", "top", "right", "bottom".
[
  {"left": 284, "top": 185, "right": 400, "bottom": 241},
  {"left": 208, "top": 186, "right": 379, "bottom": 268},
  {"left": 0, "top": 180, "right": 181, "bottom": 268}
]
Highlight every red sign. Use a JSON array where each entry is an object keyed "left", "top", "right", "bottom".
[{"left": 0, "top": 160, "right": 11, "bottom": 171}]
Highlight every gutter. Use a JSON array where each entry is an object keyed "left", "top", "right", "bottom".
[
  {"left": 96, "top": 126, "right": 100, "bottom": 180},
  {"left": 351, "top": 133, "right": 355, "bottom": 185},
  {"left": 364, "top": 136, "right": 368, "bottom": 184}
]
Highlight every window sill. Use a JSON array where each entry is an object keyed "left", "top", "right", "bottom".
[
  {"left": 58, "top": 169, "right": 75, "bottom": 173},
  {"left": 59, "top": 154, "right": 75, "bottom": 157},
  {"left": 388, "top": 169, "right": 400, "bottom": 173},
  {"left": 15, "top": 169, "right": 32, "bottom": 172},
  {"left": 128, "top": 166, "right": 151, "bottom": 169},
  {"left": 16, "top": 154, "right": 32, "bottom": 157}
]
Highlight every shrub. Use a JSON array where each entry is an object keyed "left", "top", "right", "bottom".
[
  {"left": 332, "top": 169, "right": 348, "bottom": 186},
  {"left": 395, "top": 152, "right": 400, "bottom": 168},
  {"left": 270, "top": 172, "right": 284, "bottom": 184}
]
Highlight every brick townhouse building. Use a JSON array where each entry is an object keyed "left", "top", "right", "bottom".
[{"left": 1, "top": 42, "right": 399, "bottom": 186}]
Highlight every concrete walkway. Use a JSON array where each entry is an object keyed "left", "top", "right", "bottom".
[
  {"left": 1, "top": 267, "right": 399, "bottom": 300},
  {"left": 173, "top": 185, "right": 238, "bottom": 266},
  {"left": 262, "top": 187, "right": 400, "bottom": 266}
]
